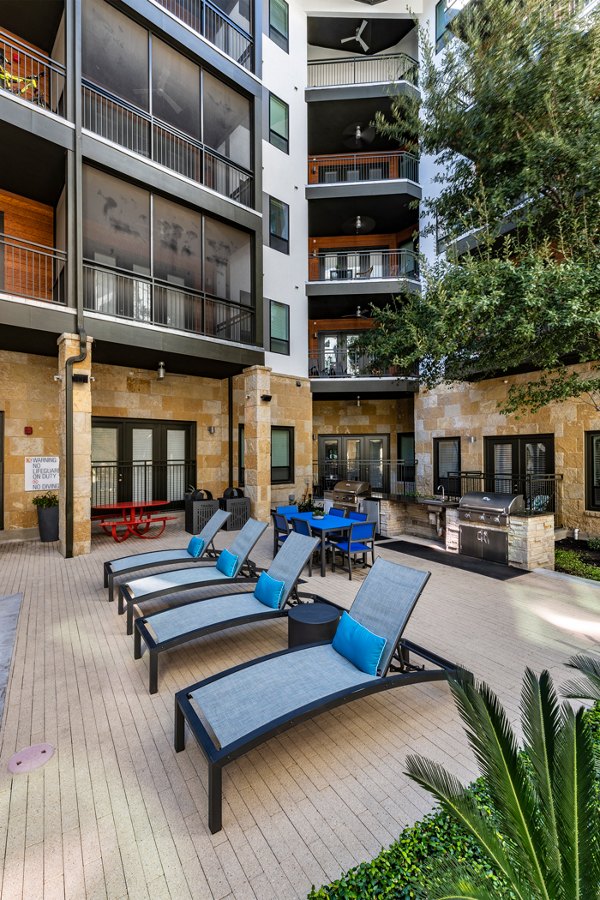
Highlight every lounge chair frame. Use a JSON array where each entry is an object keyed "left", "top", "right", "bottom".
[
  {"left": 103, "top": 508, "right": 231, "bottom": 602},
  {"left": 175, "top": 630, "right": 456, "bottom": 833}
]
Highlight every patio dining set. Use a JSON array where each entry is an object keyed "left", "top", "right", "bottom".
[{"left": 102, "top": 507, "right": 457, "bottom": 833}]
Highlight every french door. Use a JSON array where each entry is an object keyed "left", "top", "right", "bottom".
[
  {"left": 91, "top": 418, "right": 196, "bottom": 508},
  {"left": 318, "top": 434, "right": 389, "bottom": 492},
  {"left": 484, "top": 434, "right": 554, "bottom": 497}
]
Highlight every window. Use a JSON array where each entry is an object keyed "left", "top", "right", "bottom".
[
  {"left": 270, "top": 301, "right": 289, "bottom": 354},
  {"left": 269, "top": 0, "right": 289, "bottom": 52},
  {"left": 203, "top": 71, "right": 251, "bottom": 170},
  {"left": 272, "top": 427, "right": 294, "bottom": 484},
  {"left": 435, "top": 0, "right": 469, "bottom": 52},
  {"left": 586, "top": 432, "right": 600, "bottom": 511},
  {"left": 269, "top": 197, "right": 289, "bottom": 254},
  {"left": 269, "top": 93, "right": 289, "bottom": 153},
  {"left": 433, "top": 437, "right": 461, "bottom": 494},
  {"left": 238, "top": 423, "right": 245, "bottom": 486}
]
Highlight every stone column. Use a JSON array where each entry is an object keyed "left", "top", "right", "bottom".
[
  {"left": 57, "top": 333, "right": 94, "bottom": 557},
  {"left": 242, "top": 365, "right": 272, "bottom": 521}
]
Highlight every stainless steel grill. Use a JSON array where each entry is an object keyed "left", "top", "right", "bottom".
[
  {"left": 458, "top": 491, "right": 525, "bottom": 527},
  {"left": 331, "top": 480, "right": 370, "bottom": 512}
]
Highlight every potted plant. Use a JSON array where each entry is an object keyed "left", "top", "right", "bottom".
[{"left": 32, "top": 491, "right": 59, "bottom": 542}]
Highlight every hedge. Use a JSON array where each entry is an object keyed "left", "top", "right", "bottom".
[
  {"left": 308, "top": 702, "right": 600, "bottom": 899},
  {"left": 555, "top": 548, "right": 600, "bottom": 582}
]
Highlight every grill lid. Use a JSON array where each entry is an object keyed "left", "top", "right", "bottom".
[
  {"left": 458, "top": 491, "right": 525, "bottom": 515},
  {"left": 332, "top": 480, "right": 370, "bottom": 496}
]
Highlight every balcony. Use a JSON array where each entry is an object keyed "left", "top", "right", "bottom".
[
  {"left": 307, "top": 249, "right": 419, "bottom": 296},
  {"left": 308, "top": 151, "right": 418, "bottom": 185},
  {"left": 83, "top": 263, "right": 255, "bottom": 346},
  {"left": 0, "top": 233, "right": 66, "bottom": 305},
  {"left": 309, "top": 347, "right": 418, "bottom": 398},
  {"left": 83, "top": 83, "right": 253, "bottom": 207},
  {"left": 307, "top": 53, "right": 418, "bottom": 89},
  {"left": 0, "top": 30, "right": 65, "bottom": 116},
  {"left": 155, "top": 0, "right": 253, "bottom": 71}
]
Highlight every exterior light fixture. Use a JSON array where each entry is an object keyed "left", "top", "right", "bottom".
[
  {"left": 157, "top": 361, "right": 166, "bottom": 380},
  {"left": 208, "top": 425, "right": 216, "bottom": 434}
]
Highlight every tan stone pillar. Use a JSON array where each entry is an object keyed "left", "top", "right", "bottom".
[
  {"left": 57, "top": 333, "right": 94, "bottom": 557},
  {"left": 242, "top": 365, "right": 272, "bottom": 521}
]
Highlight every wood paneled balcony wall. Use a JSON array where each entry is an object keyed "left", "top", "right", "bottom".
[
  {"left": 0, "top": 29, "right": 65, "bottom": 115},
  {"left": 0, "top": 233, "right": 66, "bottom": 304},
  {"left": 308, "top": 151, "right": 418, "bottom": 185}
]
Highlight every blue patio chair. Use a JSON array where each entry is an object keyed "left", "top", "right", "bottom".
[
  {"left": 331, "top": 520, "right": 376, "bottom": 580},
  {"left": 276, "top": 504, "right": 299, "bottom": 516},
  {"left": 329, "top": 507, "right": 346, "bottom": 517},
  {"left": 175, "top": 558, "right": 457, "bottom": 832},
  {"left": 347, "top": 510, "right": 367, "bottom": 522},
  {"left": 272, "top": 511, "right": 290, "bottom": 556},
  {"left": 290, "top": 516, "right": 324, "bottom": 576}
]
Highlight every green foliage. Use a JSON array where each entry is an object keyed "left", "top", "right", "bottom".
[
  {"left": 555, "top": 548, "right": 600, "bottom": 582},
  {"left": 361, "top": 0, "right": 600, "bottom": 413},
  {"left": 563, "top": 653, "right": 600, "bottom": 704},
  {"left": 587, "top": 538, "right": 600, "bottom": 551},
  {"left": 31, "top": 491, "right": 58, "bottom": 508}
]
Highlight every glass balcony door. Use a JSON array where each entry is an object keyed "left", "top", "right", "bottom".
[{"left": 318, "top": 434, "right": 390, "bottom": 492}]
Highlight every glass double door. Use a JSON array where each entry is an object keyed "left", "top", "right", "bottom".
[
  {"left": 91, "top": 418, "right": 195, "bottom": 508},
  {"left": 484, "top": 434, "right": 554, "bottom": 495},
  {"left": 318, "top": 434, "right": 389, "bottom": 492}
]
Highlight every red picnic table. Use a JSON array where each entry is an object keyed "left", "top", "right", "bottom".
[{"left": 92, "top": 500, "right": 177, "bottom": 542}]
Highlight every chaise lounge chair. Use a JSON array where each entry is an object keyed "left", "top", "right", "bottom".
[
  {"left": 104, "top": 509, "right": 231, "bottom": 603},
  {"left": 119, "top": 518, "right": 268, "bottom": 635},
  {"left": 134, "top": 531, "right": 319, "bottom": 693},
  {"left": 174, "top": 558, "right": 457, "bottom": 832}
]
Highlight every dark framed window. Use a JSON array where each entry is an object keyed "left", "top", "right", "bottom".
[
  {"left": 270, "top": 300, "right": 289, "bottom": 354},
  {"left": 586, "top": 432, "right": 600, "bottom": 511},
  {"left": 435, "top": 0, "right": 464, "bottom": 52},
  {"left": 433, "top": 437, "right": 461, "bottom": 494},
  {"left": 397, "top": 433, "right": 416, "bottom": 483},
  {"left": 272, "top": 426, "right": 294, "bottom": 484},
  {"left": 269, "top": 197, "right": 289, "bottom": 254},
  {"left": 269, "top": 93, "right": 289, "bottom": 153},
  {"left": 269, "top": 0, "right": 289, "bottom": 52}
]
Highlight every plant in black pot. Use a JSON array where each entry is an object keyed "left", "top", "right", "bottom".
[{"left": 32, "top": 491, "right": 59, "bottom": 542}]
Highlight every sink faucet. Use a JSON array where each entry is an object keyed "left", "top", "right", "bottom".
[{"left": 436, "top": 485, "right": 446, "bottom": 501}]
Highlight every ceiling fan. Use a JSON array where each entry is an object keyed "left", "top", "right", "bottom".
[
  {"left": 342, "top": 305, "right": 371, "bottom": 319},
  {"left": 342, "top": 121, "right": 375, "bottom": 149},
  {"left": 341, "top": 19, "right": 370, "bottom": 53}
]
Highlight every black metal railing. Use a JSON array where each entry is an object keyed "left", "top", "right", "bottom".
[
  {"left": 91, "top": 460, "right": 196, "bottom": 508},
  {"left": 0, "top": 31, "right": 66, "bottom": 115},
  {"left": 309, "top": 249, "right": 419, "bottom": 282},
  {"left": 155, "top": 0, "right": 253, "bottom": 71},
  {"left": 83, "top": 83, "right": 253, "bottom": 207},
  {"left": 312, "top": 459, "right": 417, "bottom": 497},
  {"left": 308, "top": 151, "right": 419, "bottom": 185},
  {"left": 0, "top": 233, "right": 67, "bottom": 304},
  {"left": 309, "top": 351, "right": 417, "bottom": 381},
  {"left": 83, "top": 263, "right": 255, "bottom": 345},
  {"left": 437, "top": 471, "right": 563, "bottom": 518},
  {"left": 307, "top": 53, "right": 418, "bottom": 88}
]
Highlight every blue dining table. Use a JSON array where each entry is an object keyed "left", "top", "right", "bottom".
[{"left": 284, "top": 511, "right": 352, "bottom": 577}]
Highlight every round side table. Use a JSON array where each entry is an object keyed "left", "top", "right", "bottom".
[{"left": 287, "top": 603, "right": 340, "bottom": 648}]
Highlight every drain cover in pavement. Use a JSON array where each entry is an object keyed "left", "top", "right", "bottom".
[{"left": 8, "top": 743, "right": 55, "bottom": 774}]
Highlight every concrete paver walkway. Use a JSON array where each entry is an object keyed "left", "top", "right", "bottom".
[{"left": 0, "top": 526, "right": 597, "bottom": 899}]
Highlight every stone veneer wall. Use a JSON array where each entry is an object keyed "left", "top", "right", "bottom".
[
  {"left": 0, "top": 350, "right": 61, "bottom": 531},
  {"left": 445, "top": 508, "right": 555, "bottom": 570},
  {"left": 312, "top": 397, "right": 414, "bottom": 469},
  {"left": 415, "top": 363, "right": 600, "bottom": 536}
]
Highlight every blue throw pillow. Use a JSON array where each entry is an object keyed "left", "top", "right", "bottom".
[
  {"left": 254, "top": 571, "right": 286, "bottom": 609},
  {"left": 187, "top": 536, "right": 205, "bottom": 558},
  {"left": 216, "top": 548, "right": 239, "bottom": 577},
  {"left": 332, "top": 611, "right": 386, "bottom": 676}
]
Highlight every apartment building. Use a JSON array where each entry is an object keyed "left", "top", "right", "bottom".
[{"left": 0, "top": 0, "right": 596, "bottom": 556}]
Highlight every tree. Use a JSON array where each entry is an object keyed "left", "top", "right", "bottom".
[
  {"left": 362, "top": 0, "right": 600, "bottom": 413},
  {"left": 406, "top": 668, "right": 600, "bottom": 899}
]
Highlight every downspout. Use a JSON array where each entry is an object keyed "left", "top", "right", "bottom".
[
  {"left": 228, "top": 376, "right": 234, "bottom": 486},
  {"left": 65, "top": 327, "right": 87, "bottom": 558}
]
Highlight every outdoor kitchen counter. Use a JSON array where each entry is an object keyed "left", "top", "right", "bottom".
[{"left": 363, "top": 495, "right": 458, "bottom": 542}]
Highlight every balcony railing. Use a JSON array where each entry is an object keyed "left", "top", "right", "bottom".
[
  {"left": 308, "top": 249, "right": 419, "bottom": 282},
  {"left": 308, "top": 151, "right": 419, "bottom": 185},
  {"left": 307, "top": 53, "right": 418, "bottom": 89},
  {"left": 313, "top": 460, "right": 417, "bottom": 496},
  {"left": 83, "top": 83, "right": 253, "bottom": 207},
  {"left": 83, "top": 263, "right": 255, "bottom": 345},
  {"left": 154, "top": 0, "right": 253, "bottom": 71},
  {"left": 309, "top": 351, "right": 415, "bottom": 380},
  {"left": 0, "top": 233, "right": 66, "bottom": 304},
  {"left": 91, "top": 460, "right": 195, "bottom": 507},
  {"left": 0, "top": 31, "right": 65, "bottom": 115},
  {"left": 438, "top": 471, "right": 563, "bottom": 521}
]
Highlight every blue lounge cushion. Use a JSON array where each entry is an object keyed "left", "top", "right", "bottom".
[
  {"left": 332, "top": 611, "right": 386, "bottom": 676},
  {"left": 187, "top": 536, "right": 205, "bottom": 558},
  {"left": 216, "top": 548, "right": 239, "bottom": 577},
  {"left": 254, "top": 571, "right": 286, "bottom": 609}
]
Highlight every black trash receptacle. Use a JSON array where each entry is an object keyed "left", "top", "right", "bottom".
[
  {"left": 219, "top": 488, "right": 251, "bottom": 530},
  {"left": 184, "top": 489, "right": 219, "bottom": 535}
]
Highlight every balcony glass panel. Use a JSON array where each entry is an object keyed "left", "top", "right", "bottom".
[
  {"left": 82, "top": 0, "right": 149, "bottom": 109},
  {"left": 151, "top": 38, "right": 200, "bottom": 138},
  {"left": 202, "top": 72, "right": 250, "bottom": 170},
  {"left": 204, "top": 218, "right": 251, "bottom": 305},
  {"left": 82, "top": 168, "right": 150, "bottom": 275}
]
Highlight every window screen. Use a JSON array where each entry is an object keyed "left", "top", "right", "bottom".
[
  {"left": 151, "top": 38, "right": 200, "bottom": 138},
  {"left": 82, "top": 0, "right": 149, "bottom": 108},
  {"left": 203, "top": 72, "right": 251, "bottom": 170}
]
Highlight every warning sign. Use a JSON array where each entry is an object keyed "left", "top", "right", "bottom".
[{"left": 25, "top": 456, "right": 60, "bottom": 492}]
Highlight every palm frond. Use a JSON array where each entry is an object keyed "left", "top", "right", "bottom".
[
  {"left": 447, "top": 673, "right": 550, "bottom": 899},
  {"left": 553, "top": 705, "right": 600, "bottom": 900},
  {"left": 562, "top": 677, "right": 600, "bottom": 702},
  {"left": 520, "top": 669, "right": 563, "bottom": 874},
  {"left": 564, "top": 654, "right": 600, "bottom": 702},
  {"left": 405, "top": 754, "right": 528, "bottom": 899}
]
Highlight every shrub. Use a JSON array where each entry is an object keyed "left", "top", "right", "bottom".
[
  {"left": 31, "top": 491, "right": 59, "bottom": 508},
  {"left": 555, "top": 548, "right": 600, "bottom": 582},
  {"left": 587, "top": 537, "right": 600, "bottom": 551}
]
